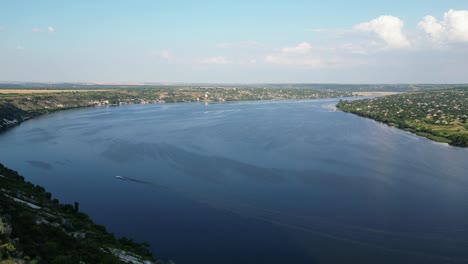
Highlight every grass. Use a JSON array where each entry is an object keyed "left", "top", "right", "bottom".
[{"left": 415, "top": 132, "right": 452, "bottom": 143}]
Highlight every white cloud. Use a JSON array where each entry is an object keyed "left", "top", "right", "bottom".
[
  {"left": 354, "top": 15, "right": 410, "bottom": 49},
  {"left": 265, "top": 42, "right": 320, "bottom": 67},
  {"left": 149, "top": 50, "right": 172, "bottom": 60},
  {"left": 32, "top": 26, "right": 56, "bottom": 33},
  {"left": 16, "top": 44, "right": 24, "bottom": 50},
  {"left": 158, "top": 50, "right": 170, "bottom": 59},
  {"left": 265, "top": 54, "right": 320, "bottom": 66},
  {"left": 340, "top": 43, "right": 368, "bottom": 55},
  {"left": 198, "top": 56, "right": 257, "bottom": 65},
  {"left": 419, "top": 9, "right": 468, "bottom": 43},
  {"left": 445, "top": 10, "right": 468, "bottom": 42},
  {"left": 418, "top": 16, "right": 444, "bottom": 41},
  {"left": 200, "top": 56, "right": 232, "bottom": 64},
  {"left": 280, "top": 42, "right": 312, "bottom": 54}
]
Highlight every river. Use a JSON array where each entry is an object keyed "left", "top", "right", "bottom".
[{"left": 1, "top": 98, "right": 467, "bottom": 263}]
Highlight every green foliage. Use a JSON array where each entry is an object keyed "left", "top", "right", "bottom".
[
  {"left": 337, "top": 88, "right": 468, "bottom": 147},
  {"left": 0, "top": 242, "right": 16, "bottom": 259},
  {"left": 0, "top": 163, "right": 158, "bottom": 264},
  {"left": 448, "top": 133, "right": 468, "bottom": 146},
  {"left": 415, "top": 132, "right": 452, "bottom": 143}
]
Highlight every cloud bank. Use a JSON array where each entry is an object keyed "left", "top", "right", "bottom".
[
  {"left": 200, "top": 56, "right": 232, "bottom": 65},
  {"left": 354, "top": 15, "right": 410, "bottom": 49},
  {"left": 418, "top": 9, "right": 468, "bottom": 44},
  {"left": 265, "top": 42, "right": 320, "bottom": 67}
]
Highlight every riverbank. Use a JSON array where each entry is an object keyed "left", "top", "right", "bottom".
[
  {"left": 337, "top": 88, "right": 468, "bottom": 147},
  {"left": 0, "top": 163, "right": 159, "bottom": 263}
]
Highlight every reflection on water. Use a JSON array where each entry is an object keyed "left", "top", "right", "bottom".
[
  {"left": 26, "top": 160, "right": 54, "bottom": 171},
  {"left": 1, "top": 99, "right": 468, "bottom": 264}
]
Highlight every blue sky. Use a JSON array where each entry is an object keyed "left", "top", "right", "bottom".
[{"left": 1, "top": 1, "right": 467, "bottom": 83}]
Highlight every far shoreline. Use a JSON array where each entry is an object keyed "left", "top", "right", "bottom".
[
  {"left": 0, "top": 88, "right": 359, "bottom": 134},
  {"left": 0, "top": 89, "right": 107, "bottom": 94},
  {"left": 351, "top": 91, "right": 400, "bottom": 96}
]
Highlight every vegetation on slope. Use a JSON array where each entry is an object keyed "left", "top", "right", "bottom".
[
  {"left": 336, "top": 88, "right": 468, "bottom": 147},
  {"left": 0, "top": 163, "right": 161, "bottom": 264}
]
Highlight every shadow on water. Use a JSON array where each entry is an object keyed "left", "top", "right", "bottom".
[{"left": 26, "top": 160, "right": 53, "bottom": 171}]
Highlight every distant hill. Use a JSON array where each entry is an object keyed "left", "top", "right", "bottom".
[{"left": 0, "top": 82, "right": 466, "bottom": 92}]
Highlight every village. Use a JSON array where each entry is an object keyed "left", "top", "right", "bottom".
[{"left": 337, "top": 88, "right": 468, "bottom": 146}]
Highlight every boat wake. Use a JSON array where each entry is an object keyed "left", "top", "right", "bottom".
[{"left": 114, "top": 175, "right": 153, "bottom": 185}]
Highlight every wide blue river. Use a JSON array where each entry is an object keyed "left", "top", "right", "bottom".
[{"left": 1, "top": 98, "right": 468, "bottom": 263}]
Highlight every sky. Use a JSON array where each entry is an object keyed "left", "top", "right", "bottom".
[{"left": 1, "top": 0, "right": 468, "bottom": 83}]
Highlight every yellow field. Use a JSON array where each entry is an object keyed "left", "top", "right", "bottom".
[
  {"left": 0, "top": 89, "right": 105, "bottom": 94},
  {"left": 430, "top": 120, "right": 468, "bottom": 133}
]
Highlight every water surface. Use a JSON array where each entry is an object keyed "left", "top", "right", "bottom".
[{"left": 1, "top": 99, "right": 468, "bottom": 263}]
